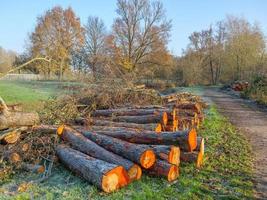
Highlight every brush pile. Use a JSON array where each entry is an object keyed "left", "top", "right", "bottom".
[{"left": 0, "top": 91, "right": 207, "bottom": 193}]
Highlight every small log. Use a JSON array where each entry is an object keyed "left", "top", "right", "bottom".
[
  {"left": 0, "top": 127, "right": 28, "bottom": 144},
  {"left": 3, "top": 152, "right": 22, "bottom": 163},
  {"left": 57, "top": 125, "right": 141, "bottom": 181},
  {"left": 144, "top": 145, "right": 180, "bottom": 166},
  {"left": 91, "top": 108, "right": 171, "bottom": 117},
  {"left": 56, "top": 145, "right": 129, "bottom": 193},
  {"left": 145, "top": 160, "right": 179, "bottom": 182},
  {"left": 180, "top": 137, "right": 204, "bottom": 168},
  {"left": 110, "top": 112, "right": 168, "bottom": 126},
  {"left": 91, "top": 128, "right": 197, "bottom": 152},
  {"left": 77, "top": 129, "right": 156, "bottom": 169},
  {"left": 31, "top": 125, "right": 58, "bottom": 134}
]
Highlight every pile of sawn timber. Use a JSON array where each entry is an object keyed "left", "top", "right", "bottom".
[{"left": 55, "top": 94, "right": 206, "bottom": 193}]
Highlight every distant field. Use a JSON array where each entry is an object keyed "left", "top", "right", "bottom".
[{"left": 0, "top": 80, "right": 81, "bottom": 111}]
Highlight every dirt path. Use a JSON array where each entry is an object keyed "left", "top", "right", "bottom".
[{"left": 203, "top": 88, "right": 267, "bottom": 199}]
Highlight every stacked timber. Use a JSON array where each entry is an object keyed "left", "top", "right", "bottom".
[{"left": 1, "top": 91, "right": 207, "bottom": 194}]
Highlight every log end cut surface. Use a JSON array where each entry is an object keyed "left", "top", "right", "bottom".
[
  {"left": 127, "top": 164, "right": 142, "bottom": 181},
  {"left": 102, "top": 166, "right": 129, "bottom": 193},
  {"left": 196, "top": 138, "right": 204, "bottom": 168},
  {"left": 188, "top": 128, "right": 197, "bottom": 152},
  {"left": 168, "top": 165, "right": 179, "bottom": 182},
  {"left": 169, "top": 146, "right": 180, "bottom": 166},
  {"left": 155, "top": 123, "right": 162, "bottom": 133},
  {"left": 140, "top": 150, "right": 156, "bottom": 169},
  {"left": 57, "top": 125, "right": 65, "bottom": 136}
]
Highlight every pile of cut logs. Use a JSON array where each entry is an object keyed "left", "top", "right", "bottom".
[
  {"left": 0, "top": 93, "right": 206, "bottom": 193},
  {"left": 55, "top": 94, "right": 206, "bottom": 193}
]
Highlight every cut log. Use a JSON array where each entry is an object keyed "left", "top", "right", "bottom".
[
  {"left": 0, "top": 127, "right": 27, "bottom": 144},
  {"left": 145, "top": 160, "right": 179, "bottom": 182},
  {"left": 90, "top": 128, "right": 197, "bottom": 152},
  {"left": 3, "top": 152, "right": 22, "bottom": 163},
  {"left": 180, "top": 137, "right": 204, "bottom": 168},
  {"left": 76, "top": 129, "right": 156, "bottom": 169},
  {"left": 91, "top": 108, "right": 171, "bottom": 117},
  {"left": 174, "top": 103, "right": 202, "bottom": 114},
  {"left": 110, "top": 112, "right": 168, "bottom": 126},
  {"left": 144, "top": 145, "right": 180, "bottom": 166},
  {"left": 57, "top": 125, "right": 141, "bottom": 181},
  {"left": 77, "top": 119, "right": 162, "bottom": 133},
  {"left": 56, "top": 145, "right": 129, "bottom": 193},
  {"left": 31, "top": 125, "right": 58, "bottom": 134}
]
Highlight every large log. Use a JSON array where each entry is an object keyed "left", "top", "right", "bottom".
[
  {"left": 143, "top": 145, "right": 180, "bottom": 166},
  {"left": 77, "top": 129, "right": 156, "bottom": 169},
  {"left": 76, "top": 119, "right": 162, "bottom": 133},
  {"left": 89, "top": 128, "right": 197, "bottom": 152},
  {"left": 145, "top": 160, "right": 179, "bottom": 182},
  {"left": 110, "top": 112, "right": 168, "bottom": 126},
  {"left": 91, "top": 108, "right": 171, "bottom": 117},
  {"left": 0, "top": 97, "right": 39, "bottom": 130},
  {"left": 56, "top": 145, "right": 129, "bottom": 193},
  {"left": 180, "top": 137, "right": 204, "bottom": 168},
  {"left": 57, "top": 126, "right": 142, "bottom": 181}
]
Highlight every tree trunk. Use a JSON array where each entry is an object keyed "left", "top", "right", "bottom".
[
  {"left": 56, "top": 145, "right": 129, "bottom": 193},
  {"left": 145, "top": 160, "right": 179, "bottom": 182},
  {"left": 180, "top": 137, "right": 204, "bottom": 168},
  {"left": 57, "top": 126, "right": 141, "bottom": 181},
  {"left": 80, "top": 125, "right": 161, "bottom": 134},
  {"left": 91, "top": 108, "right": 171, "bottom": 117},
  {"left": 78, "top": 130, "right": 156, "bottom": 169},
  {"left": 142, "top": 145, "right": 180, "bottom": 166},
  {"left": 0, "top": 97, "right": 39, "bottom": 130},
  {"left": 110, "top": 113, "right": 168, "bottom": 126},
  {"left": 76, "top": 118, "right": 162, "bottom": 132},
  {"left": 88, "top": 128, "right": 197, "bottom": 152}
]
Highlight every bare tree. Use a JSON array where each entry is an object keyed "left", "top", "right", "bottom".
[
  {"left": 84, "top": 16, "right": 107, "bottom": 79},
  {"left": 112, "top": 0, "right": 171, "bottom": 71}
]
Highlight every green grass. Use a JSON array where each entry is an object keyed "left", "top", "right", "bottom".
[
  {"left": 0, "top": 80, "right": 81, "bottom": 111},
  {"left": 0, "top": 106, "right": 253, "bottom": 200}
]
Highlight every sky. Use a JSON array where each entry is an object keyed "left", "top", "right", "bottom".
[{"left": 0, "top": 0, "right": 267, "bottom": 56}]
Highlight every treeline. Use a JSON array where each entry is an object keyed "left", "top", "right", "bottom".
[
  {"left": 1, "top": 0, "right": 267, "bottom": 85},
  {"left": 20, "top": 0, "right": 173, "bottom": 81},
  {"left": 177, "top": 16, "right": 267, "bottom": 85}
]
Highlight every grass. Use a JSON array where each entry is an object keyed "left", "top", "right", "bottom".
[
  {"left": 0, "top": 80, "right": 82, "bottom": 111},
  {"left": 0, "top": 106, "right": 253, "bottom": 200}
]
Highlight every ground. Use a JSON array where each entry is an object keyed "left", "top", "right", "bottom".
[
  {"left": 203, "top": 87, "right": 267, "bottom": 199},
  {"left": 0, "top": 81, "right": 255, "bottom": 199}
]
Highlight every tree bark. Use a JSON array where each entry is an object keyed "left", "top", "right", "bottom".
[
  {"left": 75, "top": 118, "right": 162, "bottom": 132},
  {"left": 77, "top": 129, "right": 156, "bottom": 169},
  {"left": 109, "top": 112, "right": 168, "bottom": 126},
  {"left": 56, "top": 145, "right": 129, "bottom": 193},
  {"left": 0, "top": 97, "right": 39, "bottom": 130},
  {"left": 88, "top": 128, "right": 197, "bottom": 152},
  {"left": 144, "top": 160, "right": 179, "bottom": 182},
  {"left": 142, "top": 145, "right": 180, "bottom": 166},
  {"left": 57, "top": 126, "right": 141, "bottom": 181},
  {"left": 91, "top": 108, "right": 171, "bottom": 117}
]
